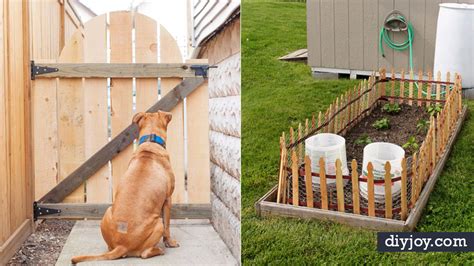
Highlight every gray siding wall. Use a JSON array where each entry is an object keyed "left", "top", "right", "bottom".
[{"left": 307, "top": 0, "right": 474, "bottom": 73}]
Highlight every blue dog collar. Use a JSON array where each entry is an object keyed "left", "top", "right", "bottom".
[{"left": 138, "top": 134, "right": 166, "bottom": 149}]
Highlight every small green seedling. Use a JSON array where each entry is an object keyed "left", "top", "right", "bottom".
[
  {"left": 382, "top": 103, "right": 401, "bottom": 114},
  {"left": 427, "top": 105, "right": 442, "bottom": 116},
  {"left": 355, "top": 134, "right": 372, "bottom": 145},
  {"left": 372, "top": 118, "right": 390, "bottom": 130},
  {"left": 403, "top": 136, "right": 419, "bottom": 153},
  {"left": 416, "top": 119, "right": 430, "bottom": 134}
]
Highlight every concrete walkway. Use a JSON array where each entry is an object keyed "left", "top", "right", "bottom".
[{"left": 56, "top": 220, "right": 237, "bottom": 265}]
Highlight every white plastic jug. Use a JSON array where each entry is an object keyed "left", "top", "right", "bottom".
[
  {"left": 305, "top": 133, "right": 349, "bottom": 186},
  {"left": 360, "top": 142, "right": 405, "bottom": 202},
  {"left": 433, "top": 3, "right": 474, "bottom": 90}
]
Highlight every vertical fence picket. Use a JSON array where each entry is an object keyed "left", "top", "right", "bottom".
[
  {"left": 390, "top": 69, "right": 395, "bottom": 103},
  {"left": 277, "top": 139, "right": 287, "bottom": 204},
  {"left": 367, "top": 162, "right": 375, "bottom": 217},
  {"left": 399, "top": 69, "right": 405, "bottom": 104},
  {"left": 298, "top": 123, "right": 303, "bottom": 163},
  {"left": 411, "top": 152, "right": 418, "bottom": 205},
  {"left": 426, "top": 72, "right": 432, "bottom": 107},
  {"left": 291, "top": 150, "right": 299, "bottom": 206},
  {"left": 335, "top": 159, "right": 344, "bottom": 212},
  {"left": 379, "top": 68, "right": 386, "bottom": 96},
  {"left": 319, "top": 157, "right": 328, "bottom": 210},
  {"left": 417, "top": 70, "right": 423, "bottom": 106},
  {"left": 318, "top": 111, "right": 322, "bottom": 133},
  {"left": 408, "top": 70, "right": 414, "bottom": 105},
  {"left": 305, "top": 156, "right": 313, "bottom": 208},
  {"left": 384, "top": 162, "right": 392, "bottom": 219},
  {"left": 436, "top": 71, "right": 441, "bottom": 105},
  {"left": 110, "top": 12, "right": 133, "bottom": 200},
  {"left": 84, "top": 14, "right": 109, "bottom": 203},
  {"left": 351, "top": 160, "right": 360, "bottom": 214},
  {"left": 400, "top": 158, "right": 408, "bottom": 220}
]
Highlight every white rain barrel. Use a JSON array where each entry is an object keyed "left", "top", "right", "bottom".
[
  {"left": 305, "top": 133, "right": 349, "bottom": 186},
  {"left": 433, "top": 3, "right": 474, "bottom": 95},
  {"left": 360, "top": 142, "right": 404, "bottom": 203}
]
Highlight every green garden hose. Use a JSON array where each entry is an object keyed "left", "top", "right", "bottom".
[{"left": 379, "top": 11, "right": 445, "bottom": 96}]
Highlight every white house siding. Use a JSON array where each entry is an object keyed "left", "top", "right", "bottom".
[{"left": 195, "top": 14, "right": 240, "bottom": 260}]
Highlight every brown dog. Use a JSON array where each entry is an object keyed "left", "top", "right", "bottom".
[{"left": 71, "top": 111, "right": 179, "bottom": 264}]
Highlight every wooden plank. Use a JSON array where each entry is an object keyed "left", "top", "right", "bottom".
[
  {"left": 39, "top": 78, "right": 206, "bottom": 203},
  {"left": 426, "top": 72, "right": 433, "bottom": 107},
  {"left": 186, "top": 59, "right": 210, "bottom": 204},
  {"left": 351, "top": 160, "right": 360, "bottom": 215},
  {"left": 411, "top": 152, "right": 418, "bottom": 205},
  {"left": 400, "top": 158, "right": 408, "bottom": 220},
  {"left": 417, "top": 70, "right": 423, "bottom": 106},
  {"left": 335, "top": 159, "right": 344, "bottom": 212},
  {"left": 363, "top": 0, "right": 378, "bottom": 70},
  {"left": 320, "top": 0, "right": 335, "bottom": 67},
  {"left": 257, "top": 186, "right": 406, "bottom": 231},
  {"left": 34, "top": 63, "right": 201, "bottom": 78},
  {"left": 277, "top": 144, "right": 287, "bottom": 204},
  {"left": 405, "top": 107, "right": 468, "bottom": 230},
  {"left": 399, "top": 70, "right": 405, "bottom": 104},
  {"left": 408, "top": 70, "right": 414, "bottom": 105},
  {"left": 384, "top": 162, "right": 392, "bottom": 219},
  {"left": 348, "top": 0, "right": 363, "bottom": 70},
  {"left": 57, "top": 30, "right": 84, "bottom": 203},
  {"left": 0, "top": 0, "right": 10, "bottom": 244},
  {"left": 367, "top": 162, "right": 375, "bottom": 217},
  {"left": 36, "top": 203, "right": 212, "bottom": 220},
  {"left": 160, "top": 24, "right": 186, "bottom": 204},
  {"left": 304, "top": 156, "right": 313, "bottom": 208},
  {"left": 291, "top": 151, "right": 299, "bottom": 207},
  {"left": 110, "top": 11, "right": 133, "bottom": 200},
  {"left": 306, "top": 0, "right": 321, "bottom": 66},
  {"left": 319, "top": 157, "right": 328, "bottom": 210},
  {"left": 0, "top": 220, "right": 33, "bottom": 265},
  {"left": 334, "top": 0, "right": 349, "bottom": 69},
  {"left": 83, "top": 14, "right": 109, "bottom": 203}
]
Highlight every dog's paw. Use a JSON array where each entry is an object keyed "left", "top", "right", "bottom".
[{"left": 164, "top": 239, "right": 180, "bottom": 248}]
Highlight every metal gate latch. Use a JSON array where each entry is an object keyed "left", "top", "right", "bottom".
[
  {"left": 33, "top": 201, "right": 61, "bottom": 221},
  {"left": 191, "top": 65, "right": 217, "bottom": 78},
  {"left": 31, "top": 60, "right": 59, "bottom": 80}
]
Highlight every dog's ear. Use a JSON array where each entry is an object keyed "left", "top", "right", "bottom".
[
  {"left": 133, "top": 112, "right": 145, "bottom": 124},
  {"left": 159, "top": 111, "right": 172, "bottom": 125}
]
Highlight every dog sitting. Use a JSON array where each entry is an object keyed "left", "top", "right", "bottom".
[{"left": 71, "top": 110, "right": 179, "bottom": 264}]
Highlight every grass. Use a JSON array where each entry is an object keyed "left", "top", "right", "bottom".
[{"left": 241, "top": 1, "right": 474, "bottom": 264}]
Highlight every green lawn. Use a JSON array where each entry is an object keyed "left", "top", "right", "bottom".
[{"left": 241, "top": 1, "right": 474, "bottom": 264}]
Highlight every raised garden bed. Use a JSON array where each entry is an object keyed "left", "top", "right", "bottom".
[{"left": 255, "top": 69, "right": 468, "bottom": 231}]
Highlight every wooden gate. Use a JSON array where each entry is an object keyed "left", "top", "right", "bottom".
[{"left": 32, "top": 12, "right": 210, "bottom": 212}]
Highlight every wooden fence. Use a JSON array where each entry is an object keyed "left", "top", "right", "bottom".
[
  {"left": 0, "top": 0, "right": 34, "bottom": 263},
  {"left": 276, "top": 69, "right": 463, "bottom": 222},
  {"left": 33, "top": 12, "right": 210, "bottom": 207}
]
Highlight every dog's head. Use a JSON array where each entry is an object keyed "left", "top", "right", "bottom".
[{"left": 133, "top": 111, "right": 172, "bottom": 140}]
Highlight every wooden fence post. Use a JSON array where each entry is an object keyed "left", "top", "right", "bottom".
[
  {"left": 305, "top": 156, "right": 313, "bottom": 208},
  {"left": 335, "top": 159, "right": 344, "bottom": 212},
  {"left": 319, "top": 157, "right": 328, "bottom": 210},
  {"left": 351, "top": 160, "right": 360, "bottom": 215},
  {"left": 384, "top": 162, "right": 392, "bottom": 219},
  {"left": 367, "top": 162, "right": 375, "bottom": 217},
  {"left": 417, "top": 70, "right": 423, "bottom": 106},
  {"left": 400, "top": 158, "right": 408, "bottom": 220},
  {"left": 292, "top": 150, "right": 299, "bottom": 206}
]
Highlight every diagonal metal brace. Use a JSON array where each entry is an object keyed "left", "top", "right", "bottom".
[
  {"left": 31, "top": 60, "right": 59, "bottom": 80},
  {"left": 190, "top": 65, "right": 217, "bottom": 78},
  {"left": 33, "top": 201, "right": 61, "bottom": 221}
]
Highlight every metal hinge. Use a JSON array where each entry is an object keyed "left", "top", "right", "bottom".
[
  {"left": 33, "top": 201, "right": 61, "bottom": 221},
  {"left": 190, "top": 65, "right": 217, "bottom": 78},
  {"left": 31, "top": 60, "right": 59, "bottom": 80}
]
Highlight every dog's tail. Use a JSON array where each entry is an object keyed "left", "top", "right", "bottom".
[{"left": 71, "top": 246, "right": 128, "bottom": 264}]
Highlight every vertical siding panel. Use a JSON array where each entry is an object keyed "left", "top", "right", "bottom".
[
  {"left": 307, "top": 0, "right": 321, "bottom": 67},
  {"left": 410, "top": 0, "right": 426, "bottom": 71},
  {"left": 334, "top": 0, "right": 349, "bottom": 69},
  {"left": 320, "top": 0, "right": 335, "bottom": 67},
  {"left": 424, "top": 0, "right": 441, "bottom": 71},
  {"left": 393, "top": 0, "right": 410, "bottom": 70},
  {"left": 349, "top": 0, "right": 363, "bottom": 70},
  {"left": 378, "top": 0, "right": 394, "bottom": 70},
  {"left": 363, "top": 0, "right": 378, "bottom": 70}
]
